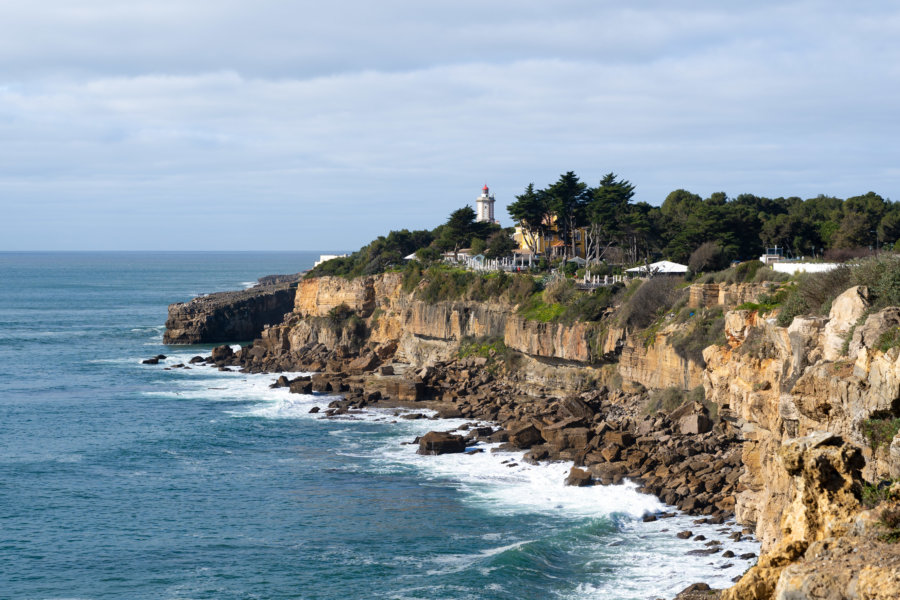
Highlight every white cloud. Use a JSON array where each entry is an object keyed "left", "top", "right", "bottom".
[{"left": 0, "top": 1, "right": 898, "bottom": 249}]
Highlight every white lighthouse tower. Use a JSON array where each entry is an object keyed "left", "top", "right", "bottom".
[{"left": 476, "top": 184, "right": 497, "bottom": 223}]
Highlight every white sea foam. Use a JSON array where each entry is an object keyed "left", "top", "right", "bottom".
[{"left": 152, "top": 361, "right": 760, "bottom": 599}]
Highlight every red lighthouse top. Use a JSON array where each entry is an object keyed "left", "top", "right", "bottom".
[{"left": 482, "top": 184, "right": 489, "bottom": 193}]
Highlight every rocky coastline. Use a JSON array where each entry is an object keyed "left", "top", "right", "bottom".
[{"left": 161, "top": 272, "right": 900, "bottom": 599}]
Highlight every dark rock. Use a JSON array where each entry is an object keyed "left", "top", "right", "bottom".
[
  {"left": 290, "top": 380, "right": 313, "bottom": 394},
  {"left": 270, "top": 375, "right": 290, "bottom": 388},
  {"left": 163, "top": 283, "right": 297, "bottom": 345},
  {"left": 211, "top": 345, "right": 234, "bottom": 362},
  {"left": 189, "top": 356, "right": 204, "bottom": 364},
  {"left": 686, "top": 548, "right": 720, "bottom": 556},
  {"left": 559, "top": 396, "right": 595, "bottom": 421},
  {"left": 308, "top": 406, "right": 320, "bottom": 414},
  {"left": 679, "top": 414, "right": 712, "bottom": 435},
  {"left": 348, "top": 352, "right": 380, "bottom": 372},
  {"left": 508, "top": 423, "right": 543, "bottom": 449},
  {"left": 417, "top": 431, "right": 467, "bottom": 455},
  {"left": 676, "top": 530, "right": 693, "bottom": 539},
  {"left": 565, "top": 467, "right": 593, "bottom": 487},
  {"left": 141, "top": 357, "right": 160, "bottom": 365}
]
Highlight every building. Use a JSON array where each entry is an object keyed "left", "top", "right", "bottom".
[
  {"left": 512, "top": 215, "right": 588, "bottom": 259},
  {"left": 476, "top": 184, "right": 497, "bottom": 223}
]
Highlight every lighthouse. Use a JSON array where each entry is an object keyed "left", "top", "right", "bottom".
[{"left": 476, "top": 184, "right": 496, "bottom": 224}]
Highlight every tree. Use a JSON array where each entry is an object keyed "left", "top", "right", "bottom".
[
  {"left": 439, "top": 205, "right": 480, "bottom": 252},
  {"left": 484, "top": 230, "right": 518, "bottom": 259},
  {"left": 507, "top": 183, "right": 551, "bottom": 255},
  {"left": 585, "top": 172, "right": 635, "bottom": 263},
  {"left": 689, "top": 241, "right": 726, "bottom": 274},
  {"left": 546, "top": 171, "right": 589, "bottom": 258}
]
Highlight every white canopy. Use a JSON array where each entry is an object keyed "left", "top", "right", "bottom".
[
  {"left": 625, "top": 260, "right": 689, "bottom": 274},
  {"left": 566, "top": 256, "right": 587, "bottom": 265}
]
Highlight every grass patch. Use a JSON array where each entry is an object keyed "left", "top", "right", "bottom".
[
  {"left": 861, "top": 418, "right": 900, "bottom": 451},
  {"left": 518, "top": 294, "right": 566, "bottom": 322},
  {"left": 877, "top": 327, "right": 900, "bottom": 353},
  {"left": 670, "top": 308, "right": 726, "bottom": 367},
  {"left": 645, "top": 387, "right": 687, "bottom": 415},
  {"left": 458, "top": 336, "right": 507, "bottom": 360},
  {"left": 863, "top": 479, "right": 898, "bottom": 508}
]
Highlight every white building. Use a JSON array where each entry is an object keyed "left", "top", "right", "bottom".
[{"left": 476, "top": 184, "right": 497, "bottom": 224}]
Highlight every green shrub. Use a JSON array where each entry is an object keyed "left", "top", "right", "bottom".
[
  {"left": 458, "top": 336, "right": 507, "bottom": 359},
  {"left": 670, "top": 308, "right": 726, "bottom": 367},
  {"left": 617, "top": 277, "right": 685, "bottom": 330},
  {"left": 645, "top": 387, "right": 686, "bottom": 414},
  {"left": 518, "top": 294, "right": 566, "bottom": 322},
  {"left": 861, "top": 418, "right": 900, "bottom": 451},
  {"left": 776, "top": 285, "right": 809, "bottom": 327},
  {"left": 402, "top": 261, "right": 424, "bottom": 292},
  {"left": 877, "top": 327, "right": 900, "bottom": 353},
  {"left": 558, "top": 286, "right": 616, "bottom": 324},
  {"left": 862, "top": 480, "right": 896, "bottom": 508}
]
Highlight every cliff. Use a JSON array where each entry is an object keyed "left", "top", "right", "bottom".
[
  {"left": 163, "top": 282, "right": 297, "bottom": 344},
  {"left": 162, "top": 271, "right": 900, "bottom": 597}
]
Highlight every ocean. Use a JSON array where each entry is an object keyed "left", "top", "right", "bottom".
[{"left": 0, "top": 252, "right": 758, "bottom": 600}]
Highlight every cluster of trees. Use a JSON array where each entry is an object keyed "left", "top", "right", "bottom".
[
  {"left": 311, "top": 171, "right": 898, "bottom": 280},
  {"left": 307, "top": 205, "right": 517, "bottom": 278},
  {"left": 508, "top": 171, "right": 900, "bottom": 266}
]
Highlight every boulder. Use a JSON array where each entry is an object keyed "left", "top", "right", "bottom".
[
  {"left": 508, "top": 423, "right": 543, "bottom": 449},
  {"left": 417, "top": 431, "right": 467, "bottom": 455},
  {"left": 559, "top": 396, "right": 595, "bottom": 421},
  {"left": 822, "top": 286, "right": 869, "bottom": 360},
  {"left": 849, "top": 307, "right": 900, "bottom": 358},
  {"left": 348, "top": 352, "right": 380, "bottom": 372},
  {"left": 311, "top": 374, "right": 334, "bottom": 392},
  {"left": 270, "top": 375, "right": 290, "bottom": 388},
  {"left": 542, "top": 427, "right": 591, "bottom": 451},
  {"left": 565, "top": 466, "right": 593, "bottom": 487},
  {"left": 289, "top": 380, "right": 313, "bottom": 394},
  {"left": 680, "top": 414, "right": 712, "bottom": 435},
  {"left": 604, "top": 431, "right": 636, "bottom": 448},
  {"left": 141, "top": 357, "right": 160, "bottom": 365},
  {"left": 211, "top": 344, "right": 234, "bottom": 361}
]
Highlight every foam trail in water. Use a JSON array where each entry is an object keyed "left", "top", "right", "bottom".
[{"left": 151, "top": 360, "right": 760, "bottom": 598}]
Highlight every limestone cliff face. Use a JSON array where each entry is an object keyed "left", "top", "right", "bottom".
[
  {"left": 618, "top": 329, "right": 705, "bottom": 391},
  {"left": 689, "top": 282, "right": 774, "bottom": 309},
  {"left": 164, "top": 283, "right": 297, "bottom": 344},
  {"left": 720, "top": 433, "right": 900, "bottom": 600},
  {"left": 705, "top": 287, "right": 900, "bottom": 551},
  {"left": 503, "top": 317, "right": 601, "bottom": 364},
  {"left": 293, "top": 275, "right": 379, "bottom": 318},
  {"left": 257, "top": 274, "right": 718, "bottom": 392}
]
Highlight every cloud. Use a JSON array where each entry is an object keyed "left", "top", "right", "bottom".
[{"left": 1, "top": 1, "right": 898, "bottom": 249}]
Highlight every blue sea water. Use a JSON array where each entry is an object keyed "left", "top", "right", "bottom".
[{"left": 0, "top": 252, "right": 757, "bottom": 600}]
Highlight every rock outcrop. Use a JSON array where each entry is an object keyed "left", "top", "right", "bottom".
[
  {"left": 164, "top": 282, "right": 297, "bottom": 344},
  {"left": 706, "top": 286, "right": 900, "bottom": 550},
  {"left": 723, "top": 433, "right": 900, "bottom": 600}
]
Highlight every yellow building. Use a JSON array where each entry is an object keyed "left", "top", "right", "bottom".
[{"left": 512, "top": 217, "right": 588, "bottom": 258}]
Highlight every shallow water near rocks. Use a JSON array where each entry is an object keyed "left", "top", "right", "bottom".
[{"left": 0, "top": 252, "right": 758, "bottom": 599}]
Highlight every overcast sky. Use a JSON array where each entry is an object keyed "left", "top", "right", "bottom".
[{"left": 1, "top": 1, "right": 898, "bottom": 250}]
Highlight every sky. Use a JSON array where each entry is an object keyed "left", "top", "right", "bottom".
[{"left": 1, "top": 0, "right": 898, "bottom": 251}]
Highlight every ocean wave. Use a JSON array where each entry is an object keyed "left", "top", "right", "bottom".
[{"left": 151, "top": 360, "right": 760, "bottom": 597}]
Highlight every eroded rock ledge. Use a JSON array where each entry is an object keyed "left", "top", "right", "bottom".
[{"left": 163, "top": 282, "right": 297, "bottom": 344}]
